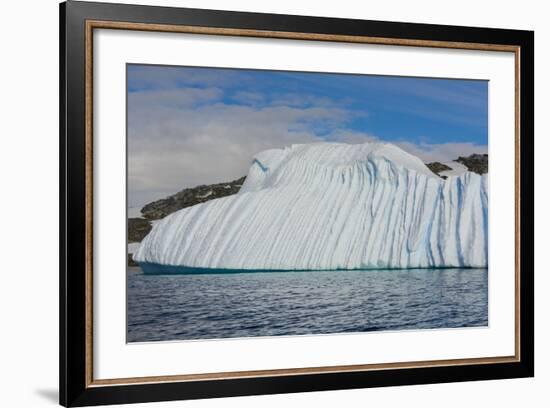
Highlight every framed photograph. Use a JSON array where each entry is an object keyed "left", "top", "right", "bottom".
[{"left": 60, "top": 1, "right": 534, "bottom": 406}]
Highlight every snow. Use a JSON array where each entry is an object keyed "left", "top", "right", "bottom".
[
  {"left": 439, "top": 160, "right": 469, "bottom": 177},
  {"left": 134, "top": 142, "right": 488, "bottom": 270},
  {"left": 127, "top": 206, "right": 143, "bottom": 218},
  {"left": 128, "top": 242, "right": 141, "bottom": 254},
  {"left": 196, "top": 190, "right": 213, "bottom": 199}
]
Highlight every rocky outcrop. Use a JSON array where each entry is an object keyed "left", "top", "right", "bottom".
[
  {"left": 140, "top": 176, "right": 246, "bottom": 220},
  {"left": 455, "top": 153, "right": 488, "bottom": 175},
  {"left": 426, "top": 162, "right": 452, "bottom": 177},
  {"left": 128, "top": 253, "right": 139, "bottom": 267},
  {"left": 128, "top": 217, "right": 153, "bottom": 243}
]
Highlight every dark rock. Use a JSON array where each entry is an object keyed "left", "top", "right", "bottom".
[
  {"left": 426, "top": 162, "right": 452, "bottom": 177},
  {"left": 455, "top": 153, "right": 488, "bottom": 175},
  {"left": 128, "top": 253, "right": 138, "bottom": 267},
  {"left": 141, "top": 176, "right": 246, "bottom": 220},
  {"left": 128, "top": 217, "right": 153, "bottom": 243}
]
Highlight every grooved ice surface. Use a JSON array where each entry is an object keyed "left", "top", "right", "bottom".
[{"left": 134, "top": 143, "right": 488, "bottom": 270}]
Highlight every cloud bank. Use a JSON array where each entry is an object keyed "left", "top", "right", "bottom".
[{"left": 128, "top": 67, "right": 487, "bottom": 207}]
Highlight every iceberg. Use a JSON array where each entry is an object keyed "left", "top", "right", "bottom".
[{"left": 134, "top": 142, "right": 488, "bottom": 272}]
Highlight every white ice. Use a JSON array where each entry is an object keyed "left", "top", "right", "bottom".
[
  {"left": 134, "top": 142, "right": 488, "bottom": 270},
  {"left": 439, "top": 160, "right": 469, "bottom": 178}
]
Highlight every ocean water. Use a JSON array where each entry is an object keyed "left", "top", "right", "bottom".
[{"left": 127, "top": 267, "right": 488, "bottom": 342}]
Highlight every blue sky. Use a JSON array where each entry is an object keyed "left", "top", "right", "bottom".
[{"left": 127, "top": 64, "right": 488, "bottom": 206}]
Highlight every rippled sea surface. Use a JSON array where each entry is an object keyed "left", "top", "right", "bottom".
[{"left": 127, "top": 267, "right": 488, "bottom": 342}]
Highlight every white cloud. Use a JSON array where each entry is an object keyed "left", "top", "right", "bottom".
[
  {"left": 128, "top": 93, "right": 348, "bottom": 206},
  {"left": 127, "top": 88, "right": 487, "bottom": 207}
]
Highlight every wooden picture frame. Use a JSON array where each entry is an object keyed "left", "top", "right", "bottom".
[{"left": 60, "top": 1, "right": 534, "bottom": 406}]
